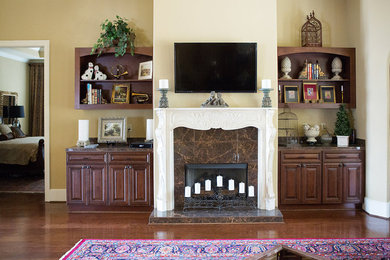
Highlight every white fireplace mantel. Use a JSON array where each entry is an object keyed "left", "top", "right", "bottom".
[{"left": 154, "top": 107, "right": 277, "bottom": 212}]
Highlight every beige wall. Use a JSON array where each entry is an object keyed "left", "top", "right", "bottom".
[
  {"left": 0, "top": 56, "right": 29, "bottom": 134},
  {"left": 153, "top": 0, "right": 278, "bottom": 207},
  {"left": 0, "top": 0, "right": 153, "bottom": 189}
]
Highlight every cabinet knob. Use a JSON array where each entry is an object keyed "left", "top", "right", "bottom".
[
  {"left": 339, "top": 163, "right": 343, "bottom": 167},
  {"left": 128, "top": 165, "right": 132, "bottom": 169},
  {"left": 297, "top": 164, "right": 301, "bottom": 167},
  {"left": 302, "top": 164, "right": 306, "bottom": 168}
]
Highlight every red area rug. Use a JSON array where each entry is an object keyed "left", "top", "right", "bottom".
[{"left": 61, "top": 238, "right": 390, "bottom": 259}]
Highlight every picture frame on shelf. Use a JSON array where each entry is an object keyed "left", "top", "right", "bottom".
[
  {"left": 138, "top": 60, "right": 153, "bottom": 80},
  {"left": 284, "top": 85, "right": 300, "bottom": 103},
  {"left": 320, "top": 86, "right": 336, "bottom": 103},
  {"left": 98, "top": 117, "right": 127, "bottom": 143},
  {"left": 303, "top": 83, "right": 319, "bottom": 102},
  {"left": 111, "top": 83, "right": 130, "bottom": 104}
]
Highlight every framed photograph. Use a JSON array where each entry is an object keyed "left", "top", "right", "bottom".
[
  {"left": 303, "top": 83, "right": 319, "bottom": 102},
  {"left": 284, "top": 85, "right": 300, "bottom": 103},
  {"left": 138, "top": 61, "right": 153, "bottom": 80},
  {"left": 111, "top": 84, "right": 130, "bottom": 104},
  {"left": 98, "top": 117, "right": 127, "bottom": 143},
  {"left": 320, "top": 86, "right": 336, "bottom": 103}
]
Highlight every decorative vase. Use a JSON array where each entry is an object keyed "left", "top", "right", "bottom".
[
  {"left": 337, "top": 135, "right": 349, "bottom": 147},
  {"left": 280, "top": 57, "right": 292, "bottom": 79},
  {"left": 320, "top": 133, "right": 333, "bottom": 145},
  {"left": 303, "top": 124, "right": 320, "bottom": 144},
  {"left": 331, "top": 57, "right": 343, "bottom": 80}
]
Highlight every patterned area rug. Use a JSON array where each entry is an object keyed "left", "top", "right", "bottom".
[{"left": 61, "top": 238, "right": 390, "bottom": 259}]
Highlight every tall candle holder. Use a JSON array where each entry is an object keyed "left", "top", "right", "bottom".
[
  {"left": 258, "top": 88, "right": 274, "bottom": 108},
  {"left": 158, "top": 88, "right": 169, "bottom": 108}
]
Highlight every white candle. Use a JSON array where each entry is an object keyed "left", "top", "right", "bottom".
[
  {"left": 262, "top": 79, "right": 271, "bottom": 89},
  {"left": 248, "top": 186, "right": 255, "bottom": 197},
  {"left": 239, "top": 182, "right": 245, "bottom": 194},
  {"left": 228, "top": 179, "right": 235, "bottom": 191},
  {"left": 159, "top": 79, "right": 169, "bottom": 89},
  {"left": 341, "top": 85, "right": 344, "bottom": 92},
  {"left": 194, "top": 183, "right": 201, "bottom": 194},
  {"left": 146, "top": 119, "right": 153, "bottom": 141},
  {"left": 217, "top": 175, "right": 223, "bottom": 187},
  {"left": 185, "top": 186, "right": 191, "bottom": 197},
  {"left": 205, "top": 179, "right": 211, "bottom": 191},
  {"left": 78, "top": 120, "right": 89, "bottom": 141}
]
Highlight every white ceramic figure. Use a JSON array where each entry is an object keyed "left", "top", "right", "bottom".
[
  {"left": 81, "top": 62, "right": 94, "bottom": 80},
  {"left": 303, "top": 123, "right": 320, "bottom": 143},
  {"left": 94, "top": 65, "right": 107, "bottom": 80},
  {"left": 280, "top": 56, "right": 292, "bottom": 79},
  {"left": 331, "top": 57, "right": 343, "bottom": 80}
]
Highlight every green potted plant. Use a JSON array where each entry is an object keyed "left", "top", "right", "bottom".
[
  {"left": 334, "top": 104, "right": 351, "bottom": 147},
  {"left": 91, "top": 15, "right": 136, "bottom": 57}
]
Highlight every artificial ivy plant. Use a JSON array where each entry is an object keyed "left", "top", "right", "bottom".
[
  {"left": 91, "top": 15, "right": 136, "bottom": 57},
  {"left": 334, "top": 104, "right": 351, "bottom": 136}
]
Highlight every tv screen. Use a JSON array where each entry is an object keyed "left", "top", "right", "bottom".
[{"left": 174, "top": 43, "right": 257, "bottom": 93}]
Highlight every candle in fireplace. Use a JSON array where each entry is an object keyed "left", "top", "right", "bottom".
[
  {"left": 205, "top": 179, "right": 211, "bottom": 191},
  {"left": 228, "top": 179, "right": 235, "bottom": 190},
  {"left": 185, "top": 186, "right": 191, "bottom": 197},
  {"left": 248, "top": 186, "right": 255, "bottom": 197},
  {"left": 217, "top": 175, "right": 223, "bottom": 187},
  {"left": 239, "top": 182, "right": 245, "bottom": 193},
  {"left": 194, "top": 183, "right": 201, "bottom": 194}
]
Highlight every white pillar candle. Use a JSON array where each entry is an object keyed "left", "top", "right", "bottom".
[
  {"left": 159, "top": 79, "right": 169, "bottom": 89},
  {"left": 78, "top": 120, "right": 89, "bottom": 141},
  {"left": 185, "top": 186, "right": 191, "bottom": 198},
  {"left": 228, "top": 179, "right": 235, "bottom": 191},
  {"left": 194, "top": 183, "right": 201, "bottom": 194},
  {"left": 248, "top": 186, "right": 255, "bottom": 197},
  {"left": 239, "top": 182, "right": 245, "bottom": 194},
  {"left": 262, "top": 79, "right": 271, "bottom": 89},
  {"left": 217, "top": 175, "right": 223, "bottom": 187},
  {"left": 205, "top": 179, "right": 211, "bottom": 191},
  {"left": 146, "top": 119, "right": 153, "bottom": 141},
  {"left": 341, "top": 85, "right": 344, "bottom": 92}
]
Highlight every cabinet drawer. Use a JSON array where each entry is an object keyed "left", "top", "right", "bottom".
[
  {"left": 109, "top": 152, "right": 150, "bottom": 164},
  {"left": 324, "top": 152, "right": 362, "bottom": 162},
  {"left": 280, "top": 151, "right": 321, "bottom": 163},
  {"left": 67, "top": 152, "right": 107, "bottom": 164}
]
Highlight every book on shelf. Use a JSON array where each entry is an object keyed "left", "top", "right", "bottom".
[{"left": 86, "top": 84, "right": 103, "bottom": 104}]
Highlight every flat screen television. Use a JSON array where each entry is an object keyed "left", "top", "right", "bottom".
[{"left": 174, "top": 42, "right": 257, "bottom": 93}]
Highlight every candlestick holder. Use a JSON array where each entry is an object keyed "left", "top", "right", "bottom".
[
  {"left": 158, "top": 88, "right": 169, "bottom": 108},
  {"left": 258, "top": 88, "right": 274, "bottom": 108}
]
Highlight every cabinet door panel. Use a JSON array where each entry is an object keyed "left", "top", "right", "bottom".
[
  {"left": 108, "top": 164, "right": 130, "bottom": 206},
  {"left": 301, "top": 164, "right": 321, "bottom": 204},
  {"left": 280, "top": 164, "right": 301, "bottom": 204},
  {"left": 323, "top": 163, "right": 343, "bottom": 204},
  {"left": 66, "top": 165, "right": 87, "bottom": 204},
  {"left": 88, "top": 165, "right": 107, "bottom": 205},
  {"left": 343, "top": 163, "right": 362, "bottom": 203},
  {"left": 130, "top": 164, "right": 151, "bottom": 206}
]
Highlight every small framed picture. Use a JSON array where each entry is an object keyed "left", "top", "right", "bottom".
[
  {"left": 138, "top": 61, "right": 153, "bottom": 80},
  {"left": 303, "top": 83, "right": 318, "bottom": 102},
  {"left": 284, "top": 85, "right": 300, "bottom": 103},
  {"left": 111, "top": 83, "right": 130, "bottom": 104},
  {"left": 320, "top": 86, "right": 336, "bottom": 103},
  {"left": 98, "top": 117, "right": 127, "bottom": 143}
]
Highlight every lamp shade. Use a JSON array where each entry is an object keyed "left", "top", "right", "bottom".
[
  {"left": 9, "top": 106, "right": 25, "bottom": 118},
  {"left": 2, "top": 106, "right": 10, "bottom": 118}
]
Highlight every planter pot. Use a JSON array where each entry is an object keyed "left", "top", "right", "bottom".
[{"left": 337, "top": 135, "right": 349, "bottom": 147}]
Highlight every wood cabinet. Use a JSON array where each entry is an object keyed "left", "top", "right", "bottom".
[
  {"left": 75, "top": 47, "right": 153, "bottom": 110},
  {"left": 277, "top": 47, "right": 356, "bottom": 109},
  {"left": 66, "top": 149, "right": 153, "bottom": 211},
  {"left": 279, "top": 147, "right": 364, "bottom": 209}
]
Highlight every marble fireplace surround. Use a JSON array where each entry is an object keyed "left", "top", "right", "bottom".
[{"left": 154, "top": 108, "right": 277, "bottom": 212}]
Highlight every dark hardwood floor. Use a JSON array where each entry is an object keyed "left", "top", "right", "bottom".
[{"left": 0, "top": 193, "right": 389, "bottom": 260}]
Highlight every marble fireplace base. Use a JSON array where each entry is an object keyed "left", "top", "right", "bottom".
[{"left": 149, "top": 208, "right": 283, "bottom": 224}]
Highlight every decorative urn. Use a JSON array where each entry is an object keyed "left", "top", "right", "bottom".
[
  {"left": 280, "top": 56, "right": 292, "bottom": 79},
  {"left": 303, "top": 123, "right": 320, "bottom": 144},
  {"left": 331, "top": 57, "right": 343, "bottom": 80}
]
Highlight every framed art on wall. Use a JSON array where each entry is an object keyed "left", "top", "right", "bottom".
[
  {"left": 303, "top": 83, "right": 318, "bottom": 102},
  {"left": 98, "top": 117, "right": 127, "bottom": 143},
  {"left": 138, "top": 61, "right": 153, "bottom": 80},
  {"left": 284, "top": 85, "right": 300, "bottom": 103},
  {"left": 320, "top": 86, "right": 336, "bottom": 103},
  {"left": 111, "top": 84, "right": 130, "bottom": 104}
]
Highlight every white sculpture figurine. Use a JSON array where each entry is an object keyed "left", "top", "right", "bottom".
[
  {"left": 81, "top": 62, "right": 94, "bottom": 80},
  {"left": 94, "top": 65, "right": 107, "bottom": 80},
  {"left": 303, "top": 123, "right": 320, "bottom": 143}
]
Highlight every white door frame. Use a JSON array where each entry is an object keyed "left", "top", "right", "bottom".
[{"left": 0, "top": 40, "right": 52, "bottom": 201}]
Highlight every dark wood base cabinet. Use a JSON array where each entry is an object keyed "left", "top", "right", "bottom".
[
  {"left": 66, "top": 149, "right": 153, "bottom": 212},
  {"left": 279, "top": 147, "right": 364, "bottom": 209}
]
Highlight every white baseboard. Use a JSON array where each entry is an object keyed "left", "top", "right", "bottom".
[
  {"left": 363, "top": 197, "right": 390, "bottom": 218},
  {"left": 45, "top": 189, "right": 66, "bottom": 202}
]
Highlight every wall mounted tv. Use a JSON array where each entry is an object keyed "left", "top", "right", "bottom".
[{"left": 174, "top": 42, "right": 257, "bottom": 93}]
